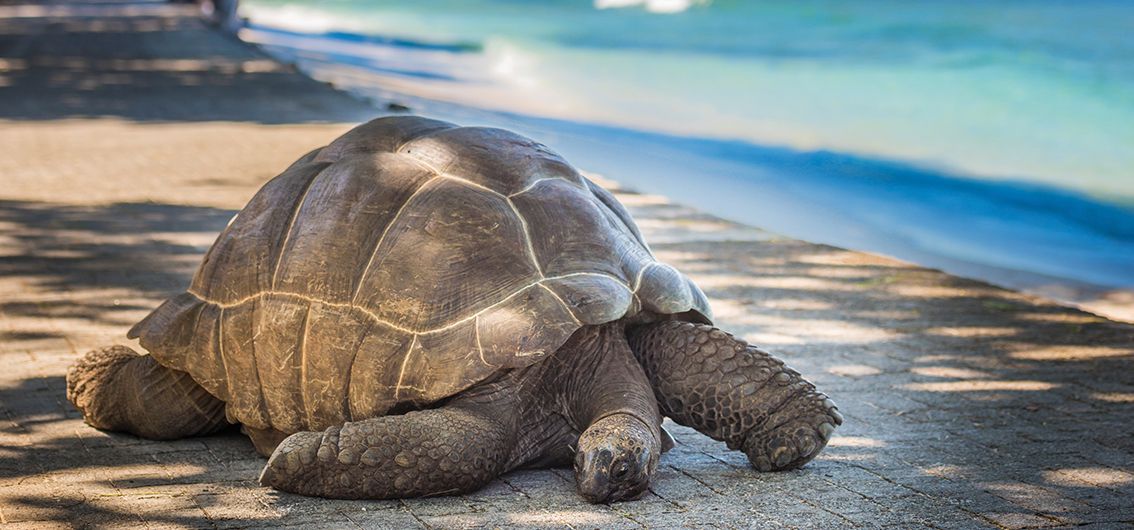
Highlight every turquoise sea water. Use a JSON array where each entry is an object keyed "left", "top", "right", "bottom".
[{"left": 237, "top": 0, "right": 1134, "bottom": 307}]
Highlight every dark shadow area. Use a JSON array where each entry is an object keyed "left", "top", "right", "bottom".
[
  {"left": 0, "top": 199, "right": 232, "bottom": 292},
  {"left": 0, "top": 330, "right": 61, "bottom": 341},
  {"left": 0, "top": 4, "right": 370, "bottom": 123},
  {"left": 0, "top": 200, "right": 234, "bottom": 326},
  {"left": 0, "top": 374, "right": 276, "bottom": 527}
]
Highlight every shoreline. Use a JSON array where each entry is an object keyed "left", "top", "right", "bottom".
[{"left": 236, "top": 22, "right": 1134, "bottom": 323}]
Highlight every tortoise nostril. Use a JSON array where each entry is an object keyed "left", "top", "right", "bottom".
[{"left": 611, "top": 459, "right": 631, "bottom": 481}]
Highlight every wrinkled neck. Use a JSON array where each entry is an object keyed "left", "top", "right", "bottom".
[{"left": 550, "top": 322, "right": 661, "bottom": 442}]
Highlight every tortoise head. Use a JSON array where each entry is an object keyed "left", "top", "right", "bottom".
[{"left": 574, "top": 413, "right": 659, "bottom": 503}]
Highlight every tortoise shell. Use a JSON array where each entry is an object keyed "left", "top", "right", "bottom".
[{"left": 129, "top": 116, "right": 711, "bottom": 433}]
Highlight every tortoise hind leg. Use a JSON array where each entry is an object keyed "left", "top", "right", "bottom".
[
  {"left": 628, "top": 322, "right": 842, "bottom": 471},
  {"left": 259, "top": 401, "right": 517, "bottom": 499},
  {"left": 66, "top": 346, "right": 230, "bottom": 440}
]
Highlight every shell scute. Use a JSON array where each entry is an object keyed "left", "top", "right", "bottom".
[
  {"left": 248, "top": 296, "right": 308, "bottom": 433},
  {"left": 347, "top": 325, "right": 415, "bottom": 420},
  {"left": 586, "top": 177, "right": 650, "bottom": 251},
  {"left": 353, "top": 177, "right": 541, "bottom": 331},
  {"left": 543, "top": 274, "right": 634, "bottom": 326},
  {"left": 398, "top": 126, "right": 586, "bottom": 195},
  {"left": 299, "top": 303, "right": 372, "bottom": 431},
  {"left": 273, "top": 154, "right": 434, "bottom": 303},
  {"left": 217, "top": 299, "right": 269, "bottom": 428},
  {"left": 512, "top": 179, "right": 652, "bottom": 282},
  {"left": 475, "top": 282, "right": 580, "bottom": 366},
  {"left": 316, "top": 117, "right": 455, "bottom": 162},
  {"left": 396, "top": 320, "right": 482, "bottom": 405},
  {"left": 191, "top": 158, "right": 331, "bottom": 303}
]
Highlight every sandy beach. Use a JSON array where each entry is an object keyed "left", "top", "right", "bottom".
[{"left": 1, "top": 1, "right": 1133, "bottom": 528}]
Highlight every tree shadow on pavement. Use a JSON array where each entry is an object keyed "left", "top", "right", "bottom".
[
  {"left": 0, "top": 6, "right": 369, "bottom": 124},
  {"left": 0, "top": 200, "right": 233, "bottom": 329}
]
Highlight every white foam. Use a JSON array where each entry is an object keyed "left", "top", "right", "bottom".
[
  {"left": 240, "top": 3, "right": 364, "bottom": 34},
  {"left": 484, "top": 38, "right": 539, "bottom": 89},
  {"left": 593, "top": 0, "right": 706, "bottom": 14}
]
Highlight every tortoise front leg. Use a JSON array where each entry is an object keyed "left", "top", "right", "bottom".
[
  {"left": 259, "top": 401, "right": 517, "bottom": 499},
  {"left": 628, "top": 321, "right": 842, "bottom": 471}
]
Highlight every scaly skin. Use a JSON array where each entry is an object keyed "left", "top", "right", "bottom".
[
  {"left": 628, "top": 321, "right": 842, "bottom": 471},
  {"left": 66, "top": 346, "right": 230, "bottom": 440},
  {"left": 259, "top": 404, "right": 515, "bottom": 499}
]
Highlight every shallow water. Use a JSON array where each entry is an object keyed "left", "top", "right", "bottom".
[{"left": 237, "top": 0, "right": 1134, "bottom": 316}]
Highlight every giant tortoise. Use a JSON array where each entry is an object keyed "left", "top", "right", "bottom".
[{"left": 66, "top": 116, "right": 841, "bottom": 503}]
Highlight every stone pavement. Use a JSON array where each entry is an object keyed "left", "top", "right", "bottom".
[{"left": 1, "top": 1, "right": 1133, "bottom": 528}]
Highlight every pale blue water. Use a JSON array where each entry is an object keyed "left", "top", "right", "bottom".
[{"left": 237, "top": 0, "right": 1134, "bottom": 309}]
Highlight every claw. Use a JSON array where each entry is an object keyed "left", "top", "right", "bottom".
[
  {"left": 818, "top": 422, "right": 836, "bottom": 440},
  {"left": 742, "top": 389, "right": 843, "bottom": 472},
  {"left": 797, "top": 435, "right": 817, "bottom": 457},
  {"left": 771, "top": 445, "right": 793, "bottom": 467}
]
